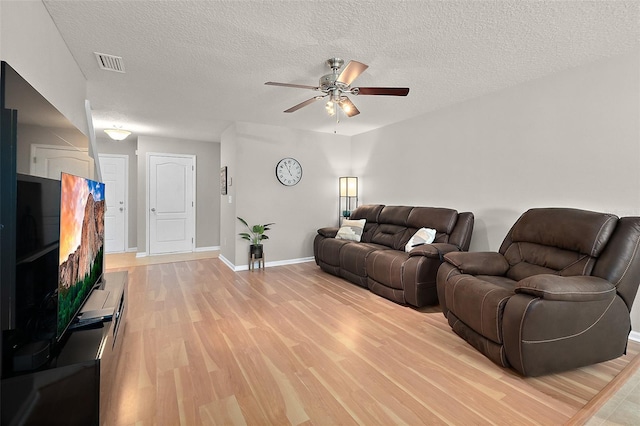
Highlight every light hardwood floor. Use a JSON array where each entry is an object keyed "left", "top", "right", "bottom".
[{"left": 103, "top": 255, "right": 640, "bottom": 425}]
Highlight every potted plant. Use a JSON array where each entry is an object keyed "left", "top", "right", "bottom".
[{"left": 237, "top": 217, "right": 274, "bottom": 259}]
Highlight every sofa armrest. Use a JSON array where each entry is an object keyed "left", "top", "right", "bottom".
[
  {"left": 317, "top": 227, "right": 339, "bottom": 238},
  {"left": 408, "top": 243, "right": 459, "bottom": 259},
  {"left": 443, "top": 251, "right": 510, "bottom": 275},
  {"left": 515, "top": 274, "right": 616, "bottom": 302}
]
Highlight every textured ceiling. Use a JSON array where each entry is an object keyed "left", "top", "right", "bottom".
[{"left": 41, "top": 0, "right": 639, "bottom": 141}]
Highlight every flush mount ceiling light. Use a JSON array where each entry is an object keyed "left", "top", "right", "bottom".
[{"left": 104, "top": 127, "right": 131, "bottom": 141}]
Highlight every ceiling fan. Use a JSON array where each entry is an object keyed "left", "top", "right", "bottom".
[{"left": 265, "top": 58, "right": 409, "bottom": 118}]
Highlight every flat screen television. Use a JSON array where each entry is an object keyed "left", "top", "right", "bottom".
[{"left": 57, "top": 172, "right": 105, "bottom": 339}]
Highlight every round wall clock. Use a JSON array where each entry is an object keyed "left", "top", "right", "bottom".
[{"left": 276, "top": 157, "right": 303, "bottom": 186}]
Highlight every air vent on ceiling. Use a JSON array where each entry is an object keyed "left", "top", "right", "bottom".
[{"left": 95, "top": 52, "right": 125, "bottom": 73}]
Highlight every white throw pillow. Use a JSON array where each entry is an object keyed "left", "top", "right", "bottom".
[
  {"left": 405, "top": 227, "right": 437, "bottom": 252},
  {"left": 336, "top": 219, "right": 367, "bottom": 242}
]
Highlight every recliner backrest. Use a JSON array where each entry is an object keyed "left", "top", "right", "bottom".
[
  {"left": 349, "top": 204, "right": 384, "bottom": 243},
  {"left": 593, "top": 217, "right": 640, "bottom": 311},
  {"left": 405, "top": 207, "right": 459, "bottom": 243},
  {"left": 370, "top": 206, "right": 414, "bottom": 249},
  {"left": 499, "top": 208, "right": 618, "bottom": 282}
]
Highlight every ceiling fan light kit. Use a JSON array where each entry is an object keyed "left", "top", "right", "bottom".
[{"left": 265, "top": 57, "right": 409, "bottom": 119}]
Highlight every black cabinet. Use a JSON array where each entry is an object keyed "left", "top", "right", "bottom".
[{"left": 1, "top": 271, "right": 127, "bottom": 426}]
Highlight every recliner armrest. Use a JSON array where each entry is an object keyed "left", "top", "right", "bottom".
[
  {"left": 317, "top": 227, "right": 339, "bottom": 238},
  {"left": 409, "top": 243, "right": 459, "bottom": 259},
  {"left": 515, "top": 274, "right": 616, "bottom": 302},
  {"left": 443, "top": 251, "right": 510, "bottom": 275}
]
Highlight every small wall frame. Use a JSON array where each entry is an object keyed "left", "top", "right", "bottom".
[{"left": 220, "top": 166, "right": 228, "bottom": 195}]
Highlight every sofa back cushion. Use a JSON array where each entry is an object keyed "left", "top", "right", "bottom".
[
  {"left": 350, "top": 204, "right": 384, "bottom": 243},
  {"left": 370, "top": 206, "right": 413, "bottom": 249},
  {"left": 405, "top": 207, "right": 459, "bottom": 245},
  {"left": 500, "top": 208, "right": 618, "bottom": 281}
]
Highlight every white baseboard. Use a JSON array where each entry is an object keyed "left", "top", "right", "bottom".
[
  {"left": 218, "top": 255, "right": 315, "bottom": 272},
  {"left": 135, "top": 252, "right": 148, "bottom": 258},
  {"left": 195, "top": 246, "right": 220, "bottom": 252},
  {"left": 629, "top": 331, "right": 640, "bottom": 343},
  {"left": 265, "top": 257, "right": 315, "bottom": 267},
  {"left": 218, "top": 255, "right": 236, "bottom": 271},
  {"left": 126, "top": 247, "right": 138, "bottom": 253}
]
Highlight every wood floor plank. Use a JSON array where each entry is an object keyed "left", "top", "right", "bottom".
[{"left": 102, "top": 259, "right": 640, "bottom": 425}]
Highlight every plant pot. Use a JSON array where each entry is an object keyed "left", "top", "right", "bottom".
[{"left": 250, "top": 244, "right": 263, "bottom": 259}]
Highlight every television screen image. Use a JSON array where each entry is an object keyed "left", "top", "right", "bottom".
[{"left": 57, "top": 173, "right": 105, "bottom": 339}]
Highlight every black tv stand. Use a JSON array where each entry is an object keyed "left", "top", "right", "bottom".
[{"left": 1, "top": 271, "right": 128, "bottom": 425}]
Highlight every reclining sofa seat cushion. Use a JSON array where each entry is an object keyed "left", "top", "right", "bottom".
[
  {"left": 437, "top": 207, "right": 640, "bottom": 376},
  {"left": 367, "top": 207, "right": 463, "bottom": 305}
]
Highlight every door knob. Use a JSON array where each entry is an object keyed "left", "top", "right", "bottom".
[
  {"left": 119, "top": 207, "right": 124, "bottom": 212},
  {"left": 151, "top": 208, "right": 156, "bottom": 212}
]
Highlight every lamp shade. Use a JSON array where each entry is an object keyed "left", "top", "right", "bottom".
[
  {"left": 104, "top": 128, "right": 131, "bottom": 141},
  {"left": 339, "top": 176, "right": 358, "bottom": 197}
]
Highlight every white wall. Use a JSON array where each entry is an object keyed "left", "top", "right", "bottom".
[
  {"left": 352, "top": 50, "right": 640, "bottom": 330},
  {"left": 352, "top": 51, "right": 640, "bottom": 251},
  {"left": 0, "top": 1, "right": 88, "bottom": 135},
  {"left": 220, "top": 122, "right": 351, "bottom": 268}
]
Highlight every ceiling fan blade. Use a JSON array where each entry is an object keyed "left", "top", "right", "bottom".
[
  {"left": 284, "top": 96, "right": 324, "bottom": 113},
  {"left": 337, "top": 61, "right": 368, "bottom": 86},
  {"left": 355, "top": 87, "right": 410, "bottom": 96},
  {"left": 338, "top": 97, "right": 360, "bottom": 117},
  {"left": 265, "top": 81, "right": 319, "bottom": 90}
]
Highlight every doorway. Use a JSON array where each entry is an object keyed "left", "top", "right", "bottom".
[
  {"left": 147, "top": 153, "right": 195, "bottom": 255},
  {"left": 99, "top": 154, "right": 128, "bottom": 253}
]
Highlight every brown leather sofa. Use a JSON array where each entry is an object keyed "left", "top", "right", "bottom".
[
  {"left": 437, "top": 207, "right": 640, "bottom": 376},
  {"left": 314, "top": 204, "right": 474, "bottom": 307}
]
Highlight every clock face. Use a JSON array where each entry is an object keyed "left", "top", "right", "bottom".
[{"left": 276, "top": 157, "right": 302, "bottom": 186}]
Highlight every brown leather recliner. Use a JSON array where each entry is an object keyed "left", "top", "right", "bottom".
[{"left": 437, "top": 208, "right": 640, "bottom": 376}]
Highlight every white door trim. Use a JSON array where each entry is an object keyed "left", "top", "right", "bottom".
[
  {"left": 99, "top": 154, "right": 129, "bottom": 253},
  {"left": 146, "top": 152, "right": 196, "bottom": 255}
]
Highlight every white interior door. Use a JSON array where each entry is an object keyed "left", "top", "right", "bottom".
[
  {"left": 148, "top": 154, "right": 195, "bottom": 255},
  {"left": 99, "top": 154, "right": 127, "bottom": 253},
  {"left": 30, "top": 144, "right": 94, "bottom": 180}
]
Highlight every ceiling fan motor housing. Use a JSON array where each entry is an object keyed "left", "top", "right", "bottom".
[{"left": 319, "top": 73, "right": 345, "bottom": 90}]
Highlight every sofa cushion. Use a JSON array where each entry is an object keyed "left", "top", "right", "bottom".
[
  {"left": 350, "top": 204, "right": 384, "bottom": 243},
  {"left": 368, "top": 250, "right": 410, "bottom": 290},
  {"left": 407, "top": 207, "right": 458, "bottom": 234},
  {"left": 378, "top": 205, "right": 413, "bottom": 226},
  {"left": 340, "top": 242, "right": 390, "bottom": 278},
  {"left": 500, "top": 208, "right": 619, "bottom": 281},
  {"left": 508, "top": 208, "right": 618, "bottom": 256},
  {"left": 371, "top": 223, "right": 410, "bottom": 250}
]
